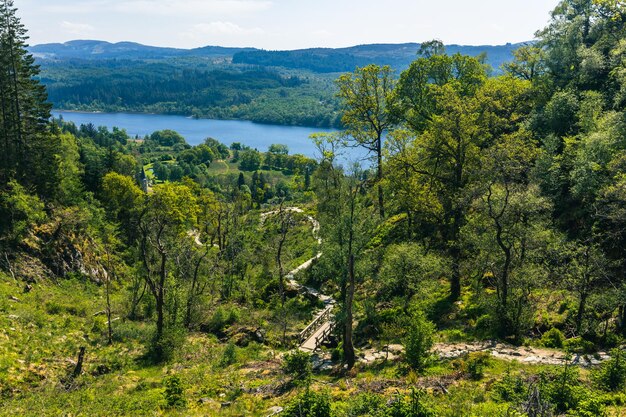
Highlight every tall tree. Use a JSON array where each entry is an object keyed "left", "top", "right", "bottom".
[
  {"left": 336, "top": 65, "right": 394, "bottom": 218},
  {"left": 0, "top": 0, "right": 52, "bottom": 187}
]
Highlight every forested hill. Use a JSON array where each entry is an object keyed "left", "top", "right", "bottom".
[
  {"left": 29, "top": 40, "right": 520, "bottom": 72},
  {"left": 232, "top": 42, "right": 524, "bottom": 73},
  {"left": 29, "top": 40, "right": 256, "bottom": 60}
]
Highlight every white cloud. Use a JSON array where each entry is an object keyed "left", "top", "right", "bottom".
[
  {"left": 311, "top": 29, "right": 333, "bottom": 38},
  {"left": 194, "top": 22, "right": 263, "bottom": 35},
  {"left": 45, "top": 0, "right": 273, "bottom": 16},
  {"left": 60, "top": 21, "right": 95, "bottom": 36}
]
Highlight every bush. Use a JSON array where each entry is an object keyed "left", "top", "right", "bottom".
[
  {"left": 283, "top": 350, "right": 312, "bottom": 386},
  {"left": 163, "top": 375, "right": 186, "bottom": 409},
  {"left": 151, "top": 326, "right": 186, "bottom": 363},
  {"left": 464, "top": 352, "right": 491, "bottom": 380},
  {"left": 564, "top": 336, "right": 595, "bottom": 354},
  {"left": 540, "top": 364, "right": 586, "bottom": 414},
  {"left": 204, "top": 306, "right": 240, "bottom": 335},
  {"left": 343, "top": 393, "right": 384, "bottom": 417},
  {"left": 571, "top": 397, "right": 607, "bottom": 417},
  {"left": 220, "top": 343, "right": 237, "bottom": 367},
  {"left": 493, "top": 370, "right": 528, "bottom": 403},
  {"left": 404, "top": 310, "right": 435, "bottom": 372},
  {"left": 541, "top": 328, "right": 565, "bottom": 349},
  {"left": 283, "top": 389, "right": 331, "bottom": 417},
  {"left": 381, "top": 388, "right": 434, "bottom": 417},
  {"left": 594, "top": 349, "right": 626, "bottom": 392}
]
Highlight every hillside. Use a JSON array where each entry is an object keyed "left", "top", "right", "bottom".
[
  {"left": 30, "top": 40, "right": 520, "bottom": 127},
  {"left": 5, "top": 1, "right": 626, "bottom": 417},
  {"left": 232, "top": 42, "right": 524, "bottom": 73},
  {"left": 30, "top": 40, "right": 520, "bottom": 72}
]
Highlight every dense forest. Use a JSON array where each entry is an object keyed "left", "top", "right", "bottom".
[
  {"left": 32, "top": 41, "right": 516, "bottom": 128},
  {"left": 3, "top": 0, "right": 626, "bottom": 416},
  {"left": 40, "top": 59, "right": 343, "bottom": 128}
]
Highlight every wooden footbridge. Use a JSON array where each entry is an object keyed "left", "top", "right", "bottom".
[{"left": 262, "top": 207, "right": 336, "bottom": 352}]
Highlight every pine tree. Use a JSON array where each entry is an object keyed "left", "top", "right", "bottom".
[{"left": 0, "top": 0, "right": 53, "bottom": 191}]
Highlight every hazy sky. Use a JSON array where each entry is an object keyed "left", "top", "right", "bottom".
[{"left": 17, "top": 0, "right": 558, "bottom": 50}]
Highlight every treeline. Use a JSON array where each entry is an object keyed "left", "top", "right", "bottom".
[
  {"left": 232, "top": 43, "right": 520, "bottom": 74},
  {"left": 38, "top": 58, "right": 342, "bottom": 128}
]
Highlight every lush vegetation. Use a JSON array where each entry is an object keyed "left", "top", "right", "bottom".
[
  {"left": 40, "top": 58, "right": 343, "bottom": 128},
  {"left": 32, "top": 41, "right": 517, "bottom": 129},
  {"left": 3, "top": 0, "right": 626, "bottom": 416}
]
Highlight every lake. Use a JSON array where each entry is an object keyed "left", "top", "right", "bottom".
[{"left": 52, "top": 111, "right": 350, "bottom": 160}]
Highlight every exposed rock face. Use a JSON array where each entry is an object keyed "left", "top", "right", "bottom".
[{"left": 229, "top": 326, "right": 267, "bottom": 347}]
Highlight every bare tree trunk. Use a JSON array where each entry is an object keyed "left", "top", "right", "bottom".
[
  {"left": 344, "top": 254, "right": 356, "bottom": 370},
  {"left": 72, "top": 347, "right": 86, "bottom": 379},
  {"left": 376, "top": 135, "right": 385, "bottom": 219}
]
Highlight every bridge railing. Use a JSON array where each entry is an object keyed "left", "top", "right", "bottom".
[
  {"left": 299, "top": 306, "right": 332, "bottom": 343},
  {"left": 314, "top": 320, "right": 335, "bottom": 350}
]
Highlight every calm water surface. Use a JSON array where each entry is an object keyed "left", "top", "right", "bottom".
[{"left": 52, "top": 111, "right": 346, "bottom": 159}]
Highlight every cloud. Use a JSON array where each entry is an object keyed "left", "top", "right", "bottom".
[
  {"left": 180, "top": 22, "right": 264, "bottom": 41},
  {"left": 45, "top": 0, "right": 273, "bottom": 16},
  {"left": 60, "top": 21, "right": 95, "bottom": 36},
  {"left": 310, "top": 29, "right": 333, "bottom": 38},
  {"left": 192, "top": 22, "right": 264, "bottom": 35}
]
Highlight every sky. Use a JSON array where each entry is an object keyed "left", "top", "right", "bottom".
[{"left": 17, "top": 0, "right": 558, "bottom": 50}]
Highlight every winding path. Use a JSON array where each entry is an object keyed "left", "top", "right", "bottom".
[
  {"left": 260, "top": 208, "right": 614, "bottom": 366},
  {"left": 261, "top": 207, "right": 335, "bottom": 351}
]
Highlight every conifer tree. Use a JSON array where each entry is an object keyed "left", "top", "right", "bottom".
[{"left": 0, "top": 0, "right": 53, "bottom": 192}]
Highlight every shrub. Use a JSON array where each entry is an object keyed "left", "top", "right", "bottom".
[
  {"left": 283, "top": 350, "right": 312, "bottom": 386},
  {"left": 220, "top": 343, "right": 237, "bottom": 367},
  {"left": 540, "top": 328, "right": 565, "bottom": 349},
  {"left": 540, "top": 363, "right": 586, "bottom": 414},
  {"left": 564, "top": 336, "right": 595, "bottom": 354},
  {"left": 283, "top": 389, "right": 331, "bottom": 417},
  {"left": 493, "top": 370, "right": 528, "bottom": 403},
  {"left": 404, "top": 310, "right": 435, "bottom": 372},
  {"left": 204, "top": 306, "right": 240, "bottom": 335},
  {"left": 572, "top": 397, "right": 607, "bottom": 417},
  {"left": 151, "top": 326, "right": 186, "bottom": 363},
  {"left": 594, "top": 349, "right": 626, "bottom": 392},
  {"left": 343, "top": 393, "right": 384, "bottom": 417},
  {"left": 464, "top": 352, "right": 491, "bottom": 380},
  {"left": 163, "top": 375, "right": 186, "bottom": 409},
  {"left": 381, "top": 388, "right": 434, "bottom": 417}
]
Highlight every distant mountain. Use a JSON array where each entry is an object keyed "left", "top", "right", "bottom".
[
  {"left": 29, "top": 40, "right": 525, "bottom": 72},
  {"left": 29, "top": 40, "right": 257, "bottom": 60},
  {"left": 232, "top": 43, "right": 527, "bottom": 73}
]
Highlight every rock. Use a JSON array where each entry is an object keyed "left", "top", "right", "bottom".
[
  {"left": 198, "top": 397, "right": 214, "bottom": 405},
  {"left": 8, "top": 314, "right": 19, "bottom": 320},
  {"left": 267, "top": 406, "right": 283, "bottom": 415},
  {"left": 8, "top": 296, "right": 20, "bottom": 302},
  {"left": 220, "top": 401, "right": 232, "bottom": 408},
  {"left": 230, "top": 326, "right": 266, "bottom": 347}
]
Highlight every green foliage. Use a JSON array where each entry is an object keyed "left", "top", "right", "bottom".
[
  {"left": 204, "top": 305, "right": 240, "bottom": 335},
  {"left": 381, "top": 388, "right": 434, "bottom": 417},
  {"left": 149, "top": 130, "right": 186, "bottom": 147},
  {"left": 220, "top": 342, "right": 238, "bottom": 367},
  {"left": 493, "top": 369, "right": 528, "bottom": 403},
  {"left": 0, "top": 180, "right": 46, "bottom": 244},
  {"left": 403, "top": 310, "right": 435, "bottom": 372},
  {"left": 283, "top": 389, "right": 332, "bottom": 417},
  {"left": 239, "top": 149, "right": 262, "bottom": 171},
  {"left": 594, "top": 349, "right": 626, "bottom": 392},
  {"left": 163, "top": 374, "right": 186, "bottom": 409},
  {"left": 283, "top": 350, "right": 312, "bottom": 386},
  {"left": 150, "top": 325, "right": 186, "bottom": 363},
  {"left": 463, "top": 352, "right": 491, "bottom": 380},
  {"left": 541, "top": 328, "right": 565, "bottom": 349}
]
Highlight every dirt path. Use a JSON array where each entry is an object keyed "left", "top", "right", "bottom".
[{"left": 356, "top": 341, "right": 611, "bottom": 368}]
